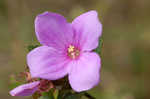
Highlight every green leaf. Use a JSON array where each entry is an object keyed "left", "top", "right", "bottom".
[
  {"left": 94, "top": 38, "right": 103, "bottom": 54},
  {"left": 9, "top": 75, "right": 22, "bottom": 89},
  {"left": 32, "top": 92, "right": 40, "bottom": 99},
  {"left": 83, "top": 92, "right": 96, "bottom": 99},
  {"left": 63, "top": 94, "right": 81, "bottom": 99},
  {"left": 10, "top": 82, "right": 22, "bottom": 89},
  {"left": 39, "top": 91, "right": 54, "bottom": 99},
  {"left": 39, "top": 96, "right": 49, "bottom": 99},
  {"left": 53, "top": 89, "right": 59, "bottom": 99},
  {"left": 27, "top": 45, "right": 39, "bottom": 52},
  {"left": 58, "top": 91, "right": 82, "bottom": 99}
]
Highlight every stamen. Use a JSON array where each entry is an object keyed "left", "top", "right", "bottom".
[
  {"left": 68, "top": 45, "right": 75, "bottom": 52},
  {"left": 67, "top": 45, "right": 80, "bottom": 59}
]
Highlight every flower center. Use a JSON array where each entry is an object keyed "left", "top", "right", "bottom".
[{"left": 67, "top": 45, "right": 80, "bottom": 59}]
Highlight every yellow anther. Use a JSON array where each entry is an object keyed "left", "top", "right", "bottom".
[
  {"left": 68, "top": 45, "right": 75, "bottom": 52},
  {"left": 67, "top": 45, "right": 80, "bottom": 59}
]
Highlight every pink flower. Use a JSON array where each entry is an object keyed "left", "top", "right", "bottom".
[
  {"left": 10, "top": 81, "right": 40, "bottom": 96},
  {"left": 28, "top": 10, "right": 102, "bottom": 92},
  {"left": 10, "top": 79, "right": 53, "bottom": 96}
]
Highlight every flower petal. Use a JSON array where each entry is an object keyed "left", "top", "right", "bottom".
[
  {"left": 27, "top": 46, "right": 70, "bottom": 80},
  {"left": 9, "top": 81, "right": 40, "bottom": 96},
  {"left": 35, "top": 11, "right": 73, "bottom": 50},
  {"left": 72, "top": 10, "right": 102, "bottom": 51},
  {"left": 68, "top": 52, "right": 101, "bottom": 92}
]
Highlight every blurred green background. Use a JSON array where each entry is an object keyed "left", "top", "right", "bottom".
[{"left": 0, "top": 0, "right": 150, "bottom": 99}]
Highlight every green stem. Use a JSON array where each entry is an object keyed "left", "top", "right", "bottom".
[{"left": 84, "top": 92, "right": 96, "bottom": 99}]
